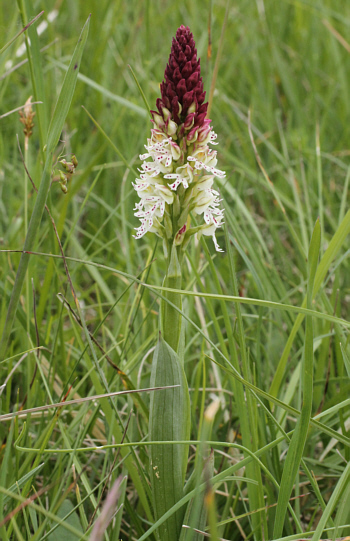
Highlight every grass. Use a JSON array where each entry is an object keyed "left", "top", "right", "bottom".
[{"left": 1, "top": 0, "right": 350, "bottom": 539}]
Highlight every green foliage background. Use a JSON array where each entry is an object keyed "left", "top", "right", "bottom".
[{"left": 1, "top": 0, "right": 350, "bottom": 539}]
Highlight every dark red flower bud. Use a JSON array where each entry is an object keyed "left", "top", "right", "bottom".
[
  {"left": 159, "top": 25, "right": 208, "bottom": 129},
  {"left": 182, "top": 91, "right": 194, "bottom": 111},
  {"left": 198, "top": 102, "right": 208, "bottom": 115},
  {"left": 156, "top": 98, "right": 164, "bottom": 113},
  {"left": 173, "top": 66, "right": 182, "bottom": 83},
  {"left": 196, "top": 91, "right": 206, "bottom": 105},
  {"left": 176, "top": 79, "right": 187, "bottom": 98},
  {"left": 178, "top": 50, "right": 186, "bottom": 64},
  {"left": 182, "top": 61, "right": 193, "bottom": 79},
  {"left": 187, "top": 71, "right": 199, "bottom": 89},
  {"left": 166, "top": 81, "right": 173, "bottom": 93},
  {"left": 171, "top": 96, "right": 181, "bottom": 123},
  {"left": 195, "top": 112, "right": 206, "bottom": 127},
  {"left": 184, "top": 112, "right": 195, "bottom": 129},
  {"left": 185, "top": 45, "right": 192, "bottom": 58}
]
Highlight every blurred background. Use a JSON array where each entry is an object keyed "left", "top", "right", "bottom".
[{"left": 1, "top": 1, "right": 350, "bottom": 538}]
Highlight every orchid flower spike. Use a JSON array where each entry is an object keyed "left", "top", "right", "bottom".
[{"left": 133, "top": 25, "right": 225, "bottom": 253}]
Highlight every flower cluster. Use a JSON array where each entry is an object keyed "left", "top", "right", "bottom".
[{"left": 133, "top": 25, "right": 225, "bottom": 252}]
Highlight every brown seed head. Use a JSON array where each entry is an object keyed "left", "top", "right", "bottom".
[{"left": 19, "top": 96, "right": 36, "bottom": 139}]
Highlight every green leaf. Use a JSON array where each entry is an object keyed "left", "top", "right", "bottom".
[
  {"left": 46, "top": 15, "right": 90, "bottom": 153},
  {"left": 0, "top": 421, "right": 14, "bottom": 538},
  {"left": 149, "top": 335, "right": 191, "bottom": 541},
  {"left": 311, "top": 460, "right": 350, "bottom": 541},
  {"left": 333, "top": 476, "right": 350, "bottom": 538},
  {"left": 128, "top": 64, "right": 151, "bottom": 115},
  {"left": 0, "top": 10, "right": 43, "bottom": 55},
  {"left": 0, "top": 15, "right": 90, "bottom": 360},
  {"left": 273, "top": 220, "right": 321, "bottom": 539},
  {"left": 50, "top": 58, "right": 147, "bottom": 118},
  {"left": 180, "top": 450, "right": 214, "bottom": 541},
  {"left": 307, "top": 219, "right": 321, "bottom": 301},
  {"left": 18, "top": 0, "right": 47, "bottom": 148},
  {"left": 3, "top": 463, "right": 45, "bottom": 506},
  {"left": 270, "top": 208, "right": 350, "bottom": 398},
  {"left": 47, "top": 500, "right": 83, "bottom": 541},
  {"left": 340, "top": 343, "right": 350, "bottom": 379}
]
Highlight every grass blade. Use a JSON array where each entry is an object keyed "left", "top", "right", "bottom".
[
  {"left": 0, "top": 10, "right": 43, "bottom": 55},
  {"left": 273, "top": 219, "right": 321, "bottom": 538},
  {"left": 310, "top": 459, "right": 350, "bottom": 541},
  {"left": 0, "top": 15, "right": 90, "bottom": 360},
  {"left": 46, "top": 16, "right": 90, "bottom": 153},
  {"left": 270, "top": 207, "right": 350, "bottom": 398}
]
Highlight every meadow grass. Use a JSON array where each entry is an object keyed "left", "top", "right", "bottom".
[{"left": 1, "top": 1, "right": 350, "bottom": 539}]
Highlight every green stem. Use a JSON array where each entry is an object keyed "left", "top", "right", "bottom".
[
  {"left": 161, "top": 245, "right": 182, "bottom": 353},
  {"left": 24, "top": 141, "right": 32, "bottom": 408}
]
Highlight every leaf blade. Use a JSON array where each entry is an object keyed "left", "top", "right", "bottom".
[
  {"left": 46, "top": 15, "right": 90, "bottom": 153},
  {"left": 273, "top": 220, "right": 321, "bottom": 538}
]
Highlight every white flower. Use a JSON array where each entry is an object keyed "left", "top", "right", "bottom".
[
  {"left": 164, "top": 164, "right": 194, "bottom": 191},
  {"left": 132, "top": 182, "right": 174, "bottom": 239},
  {"left": 201, "top": 213, "right": 225, "bottom": 252},
  {"left": 132, "top": 125, "right": 225, "bottom": 251}
]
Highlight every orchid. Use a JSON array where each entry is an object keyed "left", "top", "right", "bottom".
[
  {"left": 134, "top": 27, "right": 226, "bottom": 541},
  {"left": 133, "top": 25, "right": 225, "bottom": 253}
]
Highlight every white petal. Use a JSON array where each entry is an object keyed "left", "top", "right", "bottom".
[{"left": 212, "top": 235, "right": 224, "bottom": 252}]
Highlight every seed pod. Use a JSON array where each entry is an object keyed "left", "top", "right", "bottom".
[{"left": 60, "top": 159, "right": 75, "bottom": 174}]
